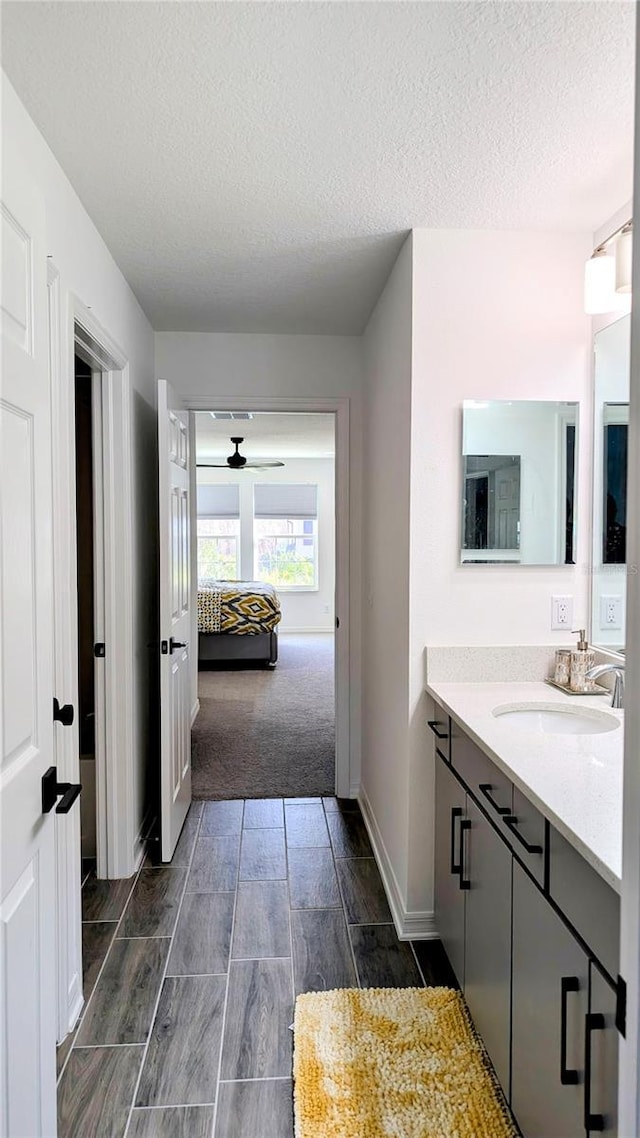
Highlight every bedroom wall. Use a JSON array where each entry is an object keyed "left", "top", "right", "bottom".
[
  {"left": 2, "top": 73, "right": 157, "bottom": 872},
  {"left": 155, "top": 331, "right": 363, "bottom": 788},
  {"left": 197, "top": 457, "right": 336, "bottom": 632}
]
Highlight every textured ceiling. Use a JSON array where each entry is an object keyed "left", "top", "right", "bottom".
[
  {"left": 1, "top": 1, "right": 635, "bottom": 334},
  {"left": 195, "top": 412, "right": 335, "bottom": 459}
]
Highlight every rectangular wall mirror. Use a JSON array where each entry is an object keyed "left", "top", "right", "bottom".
[
  {"left": 461, "top": 400, "right": 579, "bottom": 565},
  {"left": 591, "top": 314, "right": 630, "bottom": 654}
]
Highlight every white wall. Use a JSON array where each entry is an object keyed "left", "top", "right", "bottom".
[
  {"left": 360, "top": 229, "right": 593, "bottom": 927},
  {"left": 155, "top": 331, "right": 362, "bottom": 788},
  {"left": 360, "top": 235, "right": 414, "bottom": 907},
  {"left": 197, "top": 457, "right": 336, "bottom": 632},
  {"left": 2, "top": 73, "right": 158, "bottom": 872},
  {"left": 408, "top": 229, "right": 592, "bottom": 913}
]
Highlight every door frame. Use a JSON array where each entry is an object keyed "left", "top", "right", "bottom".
[
  {"left": 49, "top": 288, "right": 136, "bottom": 1043},
  {"left": 186, "top": 395, "right": 352, "bottom": 798}
]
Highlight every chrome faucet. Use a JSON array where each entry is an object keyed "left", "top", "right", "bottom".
[{"left": 586, "top": 663, "right": 625, "bottom": 709}]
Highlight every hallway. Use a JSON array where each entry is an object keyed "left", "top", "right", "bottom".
[{"left": 57, "top": 796, "right": 455, "bottom": 1137}]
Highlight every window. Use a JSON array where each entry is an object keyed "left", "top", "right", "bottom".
[
  {"left": 196, "top": 483, "right": 240, "bottom": 584},
  {"left": 197, "top": 517, "right": 240, "bottom": 583},
  {"left": 253, "top": 484, "right": 318, "bottom": 589}
]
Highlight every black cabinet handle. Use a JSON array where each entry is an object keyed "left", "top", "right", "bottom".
[
  {"left": 450, "top": 807, "right": 463, "bottom": 874},
  {"left": 170, "top": 638, "right": 188, "bottom": 653},
  {"left": 459, "top": 819, "right": 471, "bottom": 890},
  {"left": 560, "top": 977, "right": 580, "bottom": 1086},
  {"left": 479, "top": 783, "right": 511, "bottom": 816},
  {"left": 427, "top": 720, "right": 448, "bottom": 740},
  {"left": 53, "top": 698, "right": 74, "bottom": 727},
  {"left": 584, "top": 1012, "right": 606, "bottom": 1131},
  {"left": 503, "top": 814, "right": 543, "bottom": 855}
]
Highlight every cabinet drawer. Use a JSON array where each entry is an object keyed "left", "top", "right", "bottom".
[
  {"left": 427, "top": 704, "right": 451, "bottom": 762},
  {"left": 500, "top": 785, "right": 546, "bottom": 886},
  {"left": 451, "top": 725, "right": 513, "bottom": 818},
  {"left": 549, "top": 828, "right": 619, "bottom": 981}
]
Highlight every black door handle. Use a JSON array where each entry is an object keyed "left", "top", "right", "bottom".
[
  {"left": 427, "top": 720, "right": 448, "bottom": 740},
  {"left": 450, "top": 807, "right": 463, "bottom": 874},
  {"left": 584, "top": 1012, "right": 606, "bottom": 1131},
  {"left": 479, "top": 783, "right": 511, "bottom": 816},
  {"left": 459, "top": 819, "right": 471, "bottom": 890},
  {"left": 170, "top": 638, "right": 188, "bottom": 653},
  {"left": 560, "top": 976, "right": 580, "bottom": 1085},
  {"left": 53, "top": 698, "right": 74, "bottom": 726},
  {"left": 42, "top": 766, "right": 82, "bottom": 814},
  {"left": 503, "top": 814, "right": 543, "bottom": 855}
]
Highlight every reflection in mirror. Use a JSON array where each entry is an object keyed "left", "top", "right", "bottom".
[
  {"left": 461, "top": 400, "right": 579, "bottom": 565},
  {"left": 592, "top": 315, "right": 630, "bottom": 653}
]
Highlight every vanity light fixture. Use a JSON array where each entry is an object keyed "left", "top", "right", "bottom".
[
  {"left": 584, "top": 217, "right": 633, "bottom": 314},
  {"left": 615, "top": 222, "right": 633, "bottom": 294}
]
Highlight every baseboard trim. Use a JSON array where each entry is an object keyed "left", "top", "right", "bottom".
[
  {"left": 278, "top": 627, "right": 334, "bottom": 635},
  {"left": 358, "top": 786, "right": 438, "bottom": 942},
  {"left": 66, "top": 976, "right": 84, "bottom": 1036},
  {"left": 190, "top": 698, "right": 200, "bottom": 727},
  {"left": 133, "top": 807, "right": 155, "bottom": 872}
]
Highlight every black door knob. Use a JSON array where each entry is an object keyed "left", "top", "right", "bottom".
[
  {"left": 53, "top": 698, "right": 74, "bottom": 726},
  {"left": 170, "top": 639, "right": 187, "bottom": 653}
]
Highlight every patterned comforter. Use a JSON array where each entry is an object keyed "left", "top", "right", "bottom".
[{"left": 197, "top": 581, "right": 282, "bottom": 635}]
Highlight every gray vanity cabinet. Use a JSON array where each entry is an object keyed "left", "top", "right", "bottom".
[
  {"left": 511, "top": 861, "right": 588, "bottom": 1138},
  {"left": 434, "top": 756, "right": 466, "bottom": 985},
  {"left": 464, "top": 796, "right": 513, "bottom": 1096}
]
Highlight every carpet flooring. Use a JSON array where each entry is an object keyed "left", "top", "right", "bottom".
[{"left": 191, "top": 633, "right": 335, "bottom": 799}]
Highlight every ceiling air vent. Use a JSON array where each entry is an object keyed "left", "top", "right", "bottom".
[{"left": 210, "top": 411, "right": 254, "bottom": 421}]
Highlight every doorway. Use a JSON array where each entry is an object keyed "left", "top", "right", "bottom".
[
  {"left": 50, "top": 294, "right": 137, "bottom": 1059},
  {"left": 73, "top": 356, "right": 100, "bottom": 865},
  {"left": 192, "top": 411, "right": 337, "bottom": 799}
]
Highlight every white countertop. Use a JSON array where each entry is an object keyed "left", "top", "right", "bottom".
[{"left": 425, "top": 680, "right": 623, "bottom": 893}]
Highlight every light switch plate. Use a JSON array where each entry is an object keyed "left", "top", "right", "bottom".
[{"left": 551, "top": 595, "right": 573, "bottom": 630}]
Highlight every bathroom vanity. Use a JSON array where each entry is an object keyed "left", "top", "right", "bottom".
[{"left": 427, "top": 681, "right": 622, "bottom": 1138}]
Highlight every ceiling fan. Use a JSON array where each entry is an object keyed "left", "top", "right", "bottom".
[{"left": 196, "top": 437, "right": 285, "bottom": 470}]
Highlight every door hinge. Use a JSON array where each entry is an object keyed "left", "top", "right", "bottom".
[
  {"left": 616, "top": 974, "right": 627, "bottom": 1037},
  {"left": 94, "top": 642, "right": 106, "bottom": 658}
]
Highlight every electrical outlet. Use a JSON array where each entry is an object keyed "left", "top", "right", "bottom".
[
  {"left": 323, "top": 604, "right": 330, "bottom": 614},
  {"left": 600, "top": 595, "right": 623, "bottom": 630},
  {"left": 551, "top": 595, "right": 573, "bottom": 630}
]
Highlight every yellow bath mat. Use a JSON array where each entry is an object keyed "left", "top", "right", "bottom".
[{"left": 293, "top": 987, "right": 517, "bottom": 1138}]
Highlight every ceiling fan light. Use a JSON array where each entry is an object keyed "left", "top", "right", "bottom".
[
  {"left": 615, "top": 226, "right": 633, "bottom": 294},
  {"left": 584, "top": 248, "right": 617, "bottom": 314}
]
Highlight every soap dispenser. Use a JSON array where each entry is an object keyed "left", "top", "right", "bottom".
[{"left": 569, "top": 629, "right": 595, "bottom": 693}]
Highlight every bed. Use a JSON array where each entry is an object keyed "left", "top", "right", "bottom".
[{"left": 197, "top": 580, "right": 282, "bottom": 667}]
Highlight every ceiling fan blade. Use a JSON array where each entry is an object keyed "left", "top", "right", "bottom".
[
  {"left": 196, "top": 438, "right": 285, "bottom": 469},
  {"left": 195, "top": 460, "right": 285, "bottom": 469},
  {"left": 242, "top": 461, "right": 285, "bottom": 469}
]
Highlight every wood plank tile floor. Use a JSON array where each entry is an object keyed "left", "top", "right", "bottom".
[{"left": 58, "top": 797, "right": 457, "bottom": 1138}]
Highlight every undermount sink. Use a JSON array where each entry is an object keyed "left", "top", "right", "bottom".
[{"left": 491, "top": 702, "right": 620, "bottom": 736}]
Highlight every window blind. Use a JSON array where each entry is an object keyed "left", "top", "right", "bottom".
[
  {"left": 197, "top": 483, "right": 240, "bottom": 518},
  {"left": 253, "top": 484, "right": 318, "bottom": 519}
]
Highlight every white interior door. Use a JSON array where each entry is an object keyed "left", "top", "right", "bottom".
[
  {"left": 158, "top": 380, "right": 192, "bottom": 861},
  {"left": 1, "top": 157, "right": 57, "bottom": 1134}
]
